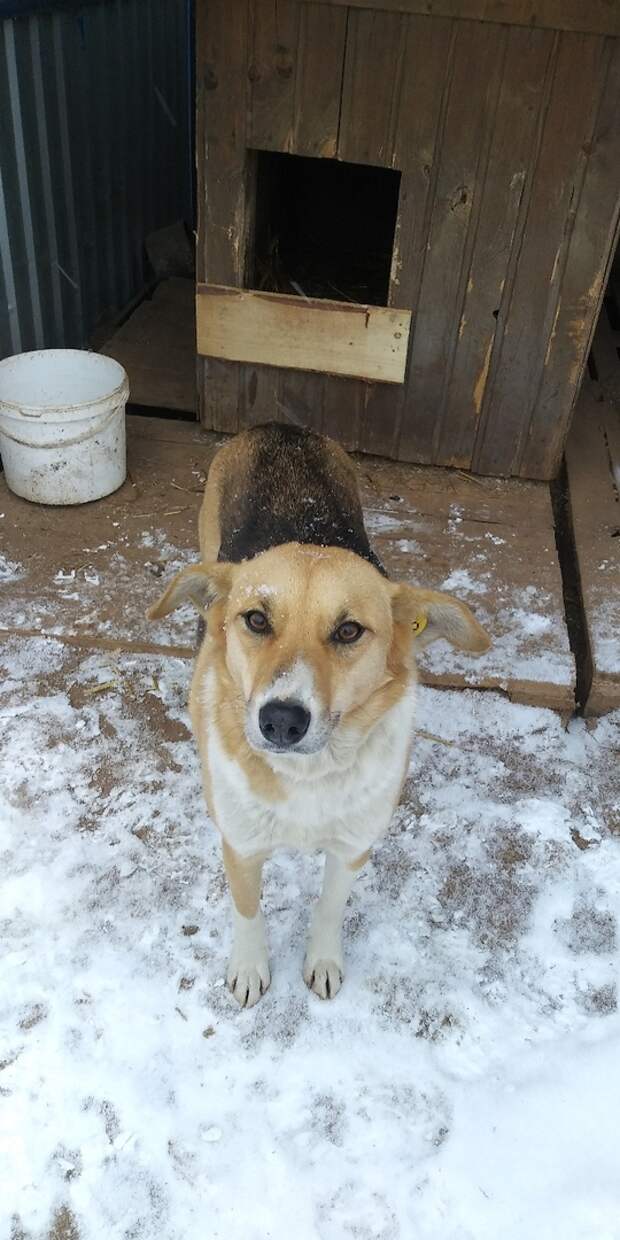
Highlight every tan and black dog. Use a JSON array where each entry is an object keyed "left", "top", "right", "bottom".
[{"left": 149, "top": 423, "right": 490, "bottom": 1006}]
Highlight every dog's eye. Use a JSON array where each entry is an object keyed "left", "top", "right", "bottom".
[
  {"left": 332, "top": 620, "right": 364, "bottom": 645},
  {"left": 244, "top": 609, "right": 270, "bottom": 634}
]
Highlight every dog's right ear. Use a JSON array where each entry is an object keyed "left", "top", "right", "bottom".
[{"left": 147, "top": 562, "right": 231, "bottom": 620}]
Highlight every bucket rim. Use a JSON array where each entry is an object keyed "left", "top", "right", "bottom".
[{"left": 0, "top": 349, "right": 129, "bottom": 419}]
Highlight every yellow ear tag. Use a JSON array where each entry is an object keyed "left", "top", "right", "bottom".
[{"left": 412, "top": 614, "right": 427, "bottom": 636}]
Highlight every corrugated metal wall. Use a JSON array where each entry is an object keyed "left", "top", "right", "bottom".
[{"left": 0, "top": 0, "right": 192, "bottom": 360}]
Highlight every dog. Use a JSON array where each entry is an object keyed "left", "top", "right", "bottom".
[{"left": 148, "top": 422, "right": 490, "bottom": 1006}]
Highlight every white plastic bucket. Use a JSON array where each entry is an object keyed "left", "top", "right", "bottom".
[{"left": 0, "top": 349, "right": 129, "bottom": 505}]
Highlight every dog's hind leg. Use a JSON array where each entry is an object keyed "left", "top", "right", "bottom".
[
  {"left": 304, "top": 850, "right": 369, "bottom": 999},
  {"left": 222, "top": 839, "right": 270, "bottom": 1008}
]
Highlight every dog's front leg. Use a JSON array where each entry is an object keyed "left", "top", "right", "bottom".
[
  {"left": 304, "top": 850, "right": 369, "bottom": 999},
  {"left": 222, "top": 839, "right": 270, "bottom": 1008}
]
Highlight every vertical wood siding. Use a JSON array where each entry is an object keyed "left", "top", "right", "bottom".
[{"left": 197, "top": 0, "right": 620, "bottom": 479}]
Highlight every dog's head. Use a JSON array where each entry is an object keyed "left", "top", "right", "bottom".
[{"left": 148, "top": 544, "right": 489, "bottom": 759}]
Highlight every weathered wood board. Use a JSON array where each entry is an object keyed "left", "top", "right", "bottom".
[
  {"left": 197, "top": 0, "right": 620, "bottom": 480},
  {"left": 322, "top": 0, "right": 620, "bottom": 37},
  {"left": 196, "top": 285, "right": 411, "bottom": 384},
  {"left": 566, "top": 389, "right": 620, "bottom": 715},
  {"left": 0, "top": 417, "right": 573, "bottom": 710},
  {"left": 354, "top": 457, "right": 574, "bottom": 710},
  {"left": 102, "top": 278, "right": 197, "bottom": 413}
]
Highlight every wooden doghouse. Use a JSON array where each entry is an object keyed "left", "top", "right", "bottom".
[{"left": 196, "top": 0, "right": 620, "bottom": 479}]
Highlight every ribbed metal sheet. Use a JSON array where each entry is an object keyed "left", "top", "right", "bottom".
[{"left": 0, "top": 0, "right": 192, "bottom": 359}]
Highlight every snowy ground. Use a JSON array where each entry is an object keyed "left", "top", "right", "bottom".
[{"left": 1, "top": 635, "right": 619, "bottom": 1240}]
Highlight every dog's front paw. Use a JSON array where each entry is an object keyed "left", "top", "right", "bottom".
[
  {"left": 303, "top": 955, "right": 343, "bottom": 1000},
  {"left": 226, "top": 954, "right": 270, "bottom": 1008}
]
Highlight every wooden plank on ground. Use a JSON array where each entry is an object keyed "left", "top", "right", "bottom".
[
  {"left": 196, "top": 285, "right": 412, "bottom": 384},
  {"left": 354, "top": 455, "right": 574, "bottom": 710},
  {"left": 0, "top": 415, "right": 574, "bottom": 710},
  {"left": 100, "top": 346, "right": 196, "bottom": 413},
  {"left": 566, "top": 389, "right": 620, "bottom": 716},
  {"left": 100, "top": 278, "right": 196, "bottom": 413}
]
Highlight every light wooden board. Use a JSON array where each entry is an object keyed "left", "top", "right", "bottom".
[
  {"left": 101, "top": 278, "right": 196, "bottom": 413},
  {"left": 0, "top": 416, "right": 573, "bottom": 711},
  {"left": 566, "top": 388, "right": 620, "bottom": 715},
  {"left": 196, "top": 285, "right": 411, "bottom": 384}
]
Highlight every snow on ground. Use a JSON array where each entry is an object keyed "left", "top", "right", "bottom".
[{"left": 1, "top": 635, "right": 619, "bottom": 1240}]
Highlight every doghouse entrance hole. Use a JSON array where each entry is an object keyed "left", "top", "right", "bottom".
[{"left": 249, "top": 151, "right": 401, "bottom": 306}]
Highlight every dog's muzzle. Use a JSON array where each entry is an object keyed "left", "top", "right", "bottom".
[{"left": 258, "top": 699, "right": 311, "bottom": 749}]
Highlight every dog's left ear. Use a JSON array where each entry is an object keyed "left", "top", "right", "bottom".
[
  {"left": 147, "top": 562, "right": 231, "bottom": 620},
  {"left": 390, "top": 584, "right": 491, "bottom": 653}
]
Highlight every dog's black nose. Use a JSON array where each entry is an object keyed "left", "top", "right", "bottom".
[{"left": 259, "top": 700, "right": 311, "bottom": 748}]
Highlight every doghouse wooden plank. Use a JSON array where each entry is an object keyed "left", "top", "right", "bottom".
[
  {"left": 242, "top": 364, "right": 282, "bottom": 429},
  {"left": 196, "top": 285, "right": 412, "bottom": 384},
  {"left": 474, "top": 31, "right": 606, "bottom": 477},
  {"left": 358, "top": 383, "right": 404, "bottom": 459},
  {"left": 320, "top": 0, "right": 620, "bottom": 38},
  {"left": 338, "top": 9, "right": 408, "bottom": 167},
  {"left": 438, "top": 25, "right": 553, "bottom": 469},
  {"left": 321, "top": 375, "right": 364, "bottom": 452},
  {"left": 566, "top": 390, "right": 620, "bottom": 715},
  {"left": 280, "top": 369, "right": 325, "bottom": 434},
  {"left": 521, "top": 42, "right": 620, "bottom": 480},
  {"left": 200, "top": 358, "right": 242, "bottom": 434},
  {"left": 198, "top": 0, "right": 253, "bottom": 433},
  {"left": 357, "top": 13, "right": 453, "bottom": 461},
  {"left": 293, "top": 4, "right": 348, "bottom": 157},
  {"left": 198, "top": 1, "right": 249, "bottom": 285},
  {"left": 390, "top": 13, "right": 453, "bottom": 308},
  {"left": 199, "top": 1, "right": 252, "bottom": 285},
  {"left": 247, "top": 1, "right": 348, "bottom": 157},
  {"left": 398, "top": 19, "right": 501, "bottom": 464},
  {"left": 248, "top": 0, "right": 299, "bottom": 152},
  {"left": 0, "top": 416, "right": 574, "bottom": 709}
]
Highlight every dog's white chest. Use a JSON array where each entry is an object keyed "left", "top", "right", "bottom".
[{"left": 204, "top": 684, "right": 416, "bottom": 859}]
